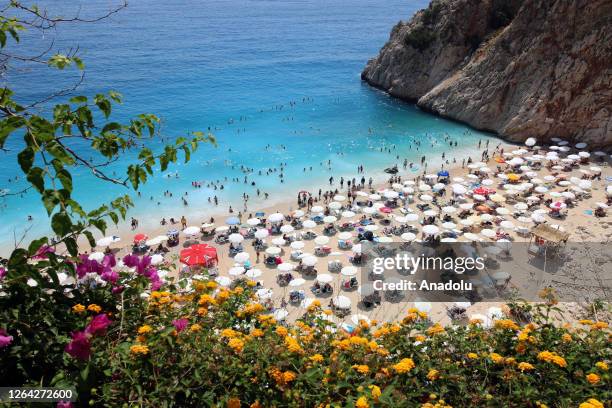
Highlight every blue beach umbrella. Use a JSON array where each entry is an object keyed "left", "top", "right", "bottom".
[
  {"left": 226, "top": 216, "right": 240, "bottom": 225},
  {"left": 255, "top": 212, "right": 265, "bottom": 217},
  {"left": 438, "top": 170, "right": 449, "bottom": 177}
]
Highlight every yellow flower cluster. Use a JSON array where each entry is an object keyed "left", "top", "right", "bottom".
[
  {"left": 149, "top": 291, "right": 173, "bottom": 308},
  {"left": 579, "top": 399, "right": 604, "bottom": 408},
  {"left": 310, "top": 354, "right": 324, "bottom": 363},
  {"left": 352, "top": 364, "right": 370, "bottom": 374},
  {"left": 517, "top": 362, "right": 535, "bottom": 372},
  {"left": 494, "top": 319, "right": 520, "bottom": 331},
  {"left": 426, "top": 324, "right": 445, "bottom": 336},
  {"left": 392, "top": 358, "right": 415, "bottom": 374},
  {"left": 355, "top": 396, "right": 369, "bottom": 408},
  {"left": 198, "top": 294, "right": 216, "bottom": 306},
  {"left": 130, "top": 344, "right": 149, "bottom": 356},
  {"left": 87, "top": 304, "right": 102, "bottom": 313},
  {"left": 72, "top": 304, "right": 86, "bottom": 313},
  {"left": 467, "top": 353, "right": 478, "bottom": 360},
  {"left": 269, "top": 367, "right": 297, "bottom": 386},
  {"left": 595, "top": 361, "right": 608, "bottom": 371},
  {"left": 190, "top": 323, "right": 202, "bottom": 333},
  {"left": 138, "top": 325, "right": 153, "bottom": 335},
  {"left": 236, "top": 302, "right": 264, "bottom": 317},
  {"left": 537, "top": 351, "right": 567, "bottom": 368},
  {"left": 427, "top": 369, "right": 439, "bottom": 381},
  {"left": 228, "top": 338, "right": 244, "bottom": 354},
  {"left": 284, "top": 336, "right": 303, "bottom": 354}
]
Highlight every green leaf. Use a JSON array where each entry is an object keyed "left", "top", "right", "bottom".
[
  {"left": 26, "top": 167, "right": 45, "bottom": 193},
  {"left": 51, "top": 212, "right": 72, "bottom": 237},
  {"left": 0, "top": 116, "right": 25, "bottom": 148},
  {"left": 17, "top": 146, "right": 35, "bottom": 173},
  {"left": 69, "top": 95, "right": 88, "bottom": 104}
]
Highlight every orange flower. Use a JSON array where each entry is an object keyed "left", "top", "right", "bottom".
[
  {"left": 227, "top": 397, "right": 240, "bottom": 408},
  {"left": 352, "top": 364, "right": 370, "bottom": 374},
  {"left": 72, "top": 304, "right": 86, "bottom": 313},
  {"left": 392, "top": 358, "right": 415, "bottom": 374},
  {"left": 586, "top": 373, "right": 600, "bottom": 384},
  {"left": 427, "top": 369, "right": 439, "bottom": 380},
  {"left": 310, "top": 354, "right": 324, "bottom": 363}
]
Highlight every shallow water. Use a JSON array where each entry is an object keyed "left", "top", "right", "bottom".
[{"left": 0, "top": 0, "right": 498, "bottom": 248}]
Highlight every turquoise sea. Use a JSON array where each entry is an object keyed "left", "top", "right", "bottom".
[{"left": 0, "top": 0, "right": 497, "bottom": 251}]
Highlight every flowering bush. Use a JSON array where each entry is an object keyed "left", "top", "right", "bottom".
[{"left": 1, "top": 257, "right": 609, "bottom": 407}]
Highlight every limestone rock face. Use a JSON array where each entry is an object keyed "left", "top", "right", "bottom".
[{"left": 362, "top": 0, "right": 612, "bottom": 147}]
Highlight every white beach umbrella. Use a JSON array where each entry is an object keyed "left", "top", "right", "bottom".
[
  {"left": 289, "top": 277, "right": 305, "bottom": 287},
  {"left": 442, "top": 222, "right": 457, "bottom": 230},
  {"left": 254, "top": 229, "right": 269, "bottom": 239},
  {"left": 317, "top": 274, "right": 333, "bottom": 283},
  {"left": 323, "top": 215, "right": 338, "bottom": 223},
  {"left": 273, "top": 309, "right": 289, "bottom": 321},
  {"left": 88, "top": 252, "right": 105, "bottom": 262},
  {"left": 334, "top": 195, "right": 346, "bottom": 202},
  {"left": 514, "top": 203, "right": 528, "bottom": 211},
  {"left": 424, "top": 209, "right": 438, "bottom": 217},
  {"left": 384, "top": 190, "right": 399, "bottom": 199},
  {"left": 229, "top": 266, "right": 245, "bottom": 276},
  {"left": 341, "top": 210, "right": 356, "bottom": 219},
  {"left": 246, "top": 268, "right": 262, "bottom": 278},
  {"left": 481, "top": 179, "right": 494, "bottom": 186},
  {"left": 405, "top": 213, "right": 419, "bottom": 222},
  {"left": 341, "top": 266, "right": 357, "bottom": 276},
  {"left": 481, "top": 229, "right": 496, "bottom": 238},
  {"left": 499, "top": 220, "right": 515, "bottom": 229},
  {"left": 234, "top": 252, "right": 250, "bottom": 263},
  {"left": 364, "top": 224, "right": 379, "bottom": 232},
  {"left": 271, "top": 237, "right": 286, "bottom": 246},
  {"left": 377, "top": 236, "right": 393, "bottom": 243},
  {"left": 266, "top": 246, "right": 281, "bottom": 255},
  {"left": 257, "top": 288, "right": 274, "bottom": 299},
  {"left": 442, "top": 206, "right": 457, "bottom": 214},
  {"left": 183, "top": 226, "right": 200, "bottom": 236},
  {"left": 452, "top": 184, "right": 467, "bottom": 195},
  {"left": 420, "top": 194, "right": 433, "bottom": 202},
  {"left": 302, "top": 255, "right": 318, "bottom": 266},
  {"left": 150, "top": 254, "right": 164, "bottom": 265},
  {"left": 338, "top": 231, "right": 353, "bottom": 240},
  {"left": 215, "top": 226, "right": 229, "bottom": 233},
  {"left": 215, "top": 276, "right": 232, "bottom": 287},
  {"left": 495, "top": 207, "right": 510, "bottom": 215},
  {"left": 333, "top": 295, "right": 351, "bottom": 309},
  {"left": 290, "top": 241, "right": 305, "bottom": 250},
  {"left": 280, "top": 224, "right": 294, "bottom": 233},
  {"left": 525, "top": 137, "right": 537, "bottom": 147},
  {"left": 293, "top": 210, "right": 305, "bottom": 217},
  {"left": 278, "top": 263, "right": 294, "bottom": 272},
  {"left": 460, "top": 219, "right": 474, "bottom": 227},
  {"left": 403, "top": 186, "right": 415, "bottom": 194},
  {"left": 228, "top": 233, "right": 244, "bottom": 244},
  {"left": 328, "top": 201, "right": 342, "bottom": 210},
  {"left": 422, "top": 225, "right": 440, "bottom": 235},
  {"left": 473, "top": 194, "right": 486, "bottom": 201},
  {"left": 96, "top": 236, "right": 121, "bottom": 247},
  {"left": 303, "top": 220, "right": 317, "bottom": 229},
  {"left": 268, "top": 213, "right": 284, "bottom": 223},
  {"left": 314, "top": 236, "right": 330, "bottom": 245},
  {"left": 459, "top": 203, "right": 474, "bottom": 210},
  {"left": 401, "top": 232, "right": 416, "bottom": 242},
  {"left": 369, "top": 194, "right": 381, "bottom": 201},
  {"left": 247, "top": 218, "right": 261, "bottom": 226},
  {"left": 311, "top": 205, "right": 324, "bottom": 213},
  {"left": 362, "top": 207, "right": 377, "bottom": 215}
]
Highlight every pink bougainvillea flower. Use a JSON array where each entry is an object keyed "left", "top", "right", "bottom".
[
  {"left": 101, "top": 270, "right": 119, "bottom": 284},
  {"left": 64, "top": 331, "right": 91, "bottom": 360},
  {"left": 111, "top": 285, "right": 125, "bottom": 295},
  {"left": 0, "top": 329, "right": 13, "bottom": 348},
  {"left": 57, "top": 401, "right": 74, "bottom": 408},
  {"left": 0, "top": 267, "right": 6, "bottom": 280},
  {"left": 172, "top": 318, "right": 189, "bottom": 333},
  {"left": 86, "top": 314, "right": 112, "bottom": 336}
]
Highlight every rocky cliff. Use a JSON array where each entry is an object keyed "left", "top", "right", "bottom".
[{"left": 362, "top": 0, "right": 612, "bottom": 147}]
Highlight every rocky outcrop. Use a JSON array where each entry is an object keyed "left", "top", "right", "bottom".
[{"left": 362, "top": 0, "right": 612, "bottom": 147}]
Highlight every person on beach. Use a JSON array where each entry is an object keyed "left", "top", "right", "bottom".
[{"left": 180, "top": 216, "right": 187, "bottom": 229}]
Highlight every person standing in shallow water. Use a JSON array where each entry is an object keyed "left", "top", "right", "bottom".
[{"left": 180, "top": 216, "right": 187, "bottom": 230}]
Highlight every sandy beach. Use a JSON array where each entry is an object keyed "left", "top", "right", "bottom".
[{"left": 24, "top": 142, "right": 612, "bottom": 326}]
